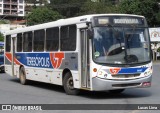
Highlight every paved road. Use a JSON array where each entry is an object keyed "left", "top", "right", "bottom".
[{"left": 0, "top": 63, "right": 160, "bottom": 113}]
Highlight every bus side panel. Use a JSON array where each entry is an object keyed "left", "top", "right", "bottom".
[
  {"left": 15, "top": 65, "right": 20, "bottom": 78},
  {"left": 14, "top": 52, "right": 80, "bottom": 88},
  {"left": 5, "top": 53, "right": 12, "bottom": 76},
  {"left": 59, "top": 53, "right": 80, "bottom": 88},
  {"left": 70, "top": 71, "right": 79, "bottom": 89},
  {"left": 26, "top": 68, "right": 51, "bottom": 83},
  {"left": 49, "top": 69, "right": 62, "bottom": 85},
  {"left": 5, "top": 65, "right": 12, "bottom": 76}
]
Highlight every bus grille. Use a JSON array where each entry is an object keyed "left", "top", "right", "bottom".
[
  {"left": 111, "top": 74, "right": 140, "bottom": 79},
  {"left": 112, "top": 83, "right": 141, "bottom": 88}
]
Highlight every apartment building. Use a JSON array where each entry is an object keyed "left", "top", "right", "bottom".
[{"left": 0, "top": 0, "right": 25, "bottom": 17}]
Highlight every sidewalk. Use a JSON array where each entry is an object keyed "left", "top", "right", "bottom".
[{"left": 152, "top": 60, "right": 160, "bottom": 64}]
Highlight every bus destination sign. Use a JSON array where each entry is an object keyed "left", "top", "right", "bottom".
[
  {"left": 113, "top": 17, "right": 144, "bottom": 25},
  {"left": 114, "top": 19, "right": 139, "bottom": 24},
  {"left": 93, "top": 16, "right": 145, "bottom": 26}
]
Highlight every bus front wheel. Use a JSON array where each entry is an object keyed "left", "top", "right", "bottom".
[
  {"left": 63, "top": 72, "right": 79, "bottom": 95},
  {"left": 19, "top": 67, "right": 27, "bottom": 85}
]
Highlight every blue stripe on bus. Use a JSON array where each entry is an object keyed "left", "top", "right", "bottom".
[
  {"left": 118, "top": 67, "right": 148, "bottom": 74},
  {"left": 15, "top": 52, "right": 65, "bottom": 69}
]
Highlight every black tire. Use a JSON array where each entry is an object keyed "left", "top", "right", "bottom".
[
  {"left": 19, "top": 66, "right": 27, "bottom": 85},
  {"left": 109, "top": 89, "right": 125, "bottom": 94},
  {"left": 0, "top": 66, "right": 5, "bottom": 73},
  {"left": 63, "top": 72, "right": 79, "bottom": 95}
]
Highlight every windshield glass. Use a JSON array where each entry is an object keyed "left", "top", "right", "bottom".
[{"left": 93, "top": 26, "right": 151, "bottom": 65}]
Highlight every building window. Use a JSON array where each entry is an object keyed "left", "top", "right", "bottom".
[
  {"left": 23, "top": 31, "right": 32, "bottom": 52},
  {"left": 46, "top": 27, "right": 59, "bottom": 51},
  {"left": 19, "top": 11, "right": 23, "bottom": 14},
  {"left": 5, "top": 35, "right": 11, "bottom": 52},
  {"left": 19, "top": 5, "right": 23, "bottom": 9},
  {"left": 60, "top": 25, "right": 77, "bottom": 51},
  {"left": 34, "top": 29, "right": 45, "bottom": 52},
  {"left": 17, "top": 33, "right": 22, "bottom": 52},
  {"left": 19, "top": 0, "right": 23, "bottom": 3}
]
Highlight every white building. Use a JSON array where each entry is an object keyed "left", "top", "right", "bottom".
[
  {"left": 0, "top": 24, "right": 26, "bottom": 34},
  {"left": 0, "top": 0, "right": 25, "bottom": 17}
]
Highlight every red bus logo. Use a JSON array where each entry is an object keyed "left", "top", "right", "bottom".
[
  {"left": 109, "top": 68, "right": 121, "bottom": 75},
  {"left": 50, "top": 52, "right": 64, "bottom": 69}
]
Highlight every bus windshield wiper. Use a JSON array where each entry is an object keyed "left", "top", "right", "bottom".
[{"left": 124, "top": 25, "right": 139, "bottom": 63}]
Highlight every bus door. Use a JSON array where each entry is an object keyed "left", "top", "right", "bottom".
[
  {"left": 11, "top": 34, "right": 16, "bottom": 76},
  {"left": 80, "top": 30, "right": 90, "bottom": 88}
]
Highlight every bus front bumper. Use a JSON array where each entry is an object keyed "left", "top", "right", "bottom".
[{"left": 92, "top": 75, "right": 152, "bottom": 91}]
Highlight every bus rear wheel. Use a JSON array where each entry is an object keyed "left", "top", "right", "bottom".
[
  {"left": 19, "top": 67, "right": 27, "bottom": 85},
  {"left": 63, "top": 72, "right": 79, "bottom": 95}
]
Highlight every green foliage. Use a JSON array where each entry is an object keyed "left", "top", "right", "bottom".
[
  {"left": 26, "top": 0, "right": 48, "bottom": 5},
  {"left": 119, "top": 0, "right": 160, "bottom": 27},
  {"left": 26, "top": 0, "right": 160, "bottom": 27},
  {"left": 80, "top": 0, "right": 118, "bottom": 15},
  {"left": 48, "top": 0, "right": 118, "bottom": 17},
  {"left": 26, "top": 7, "right": 63, "bottom": 26},
  {"left": 0, "top": 33, "right": 4, "bottom": 41},
  {"left": 49, "top": 0, "right": 86, "bottom": 17},
  {"left": 155, "top": 12, "right": 160, "bottom": 25},
  {"left": 0, "top": 21, "right": 7, "bottom": 24},
  {"left": 157, "top": 47, "right": 160, "bottom": 52},
  {"left": 0, "top": 20, "right": 10, "bottom": 24}
]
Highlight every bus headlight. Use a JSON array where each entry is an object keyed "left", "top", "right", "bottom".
[
  {"left": 144, "top": 67, "right": 152, "bottom": 77},
  {"left": 97, "top": 71, "right": 108, "bottom": 78},
  {"left": 144, "top": 72, "right": 148, "bottom": 76}
]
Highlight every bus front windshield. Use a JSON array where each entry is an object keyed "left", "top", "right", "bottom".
[{"left": 93, "top": 26, "right": 151, "bottom": 65}]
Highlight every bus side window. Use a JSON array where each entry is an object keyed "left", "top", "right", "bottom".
[
  {"left": 46, "top": 27, "right": 59, "bottom": 51},
  {"left": 17, "top": 33, "right": 22, "bottom": 52},
  {"left": 69, "top": 25, "right": 77, "bottom": 50},
  {"left": 60, "top": 25, "right": 77, "bottom": 51},
  {"left": 23, "top": 32, "right": 32, "bottom": 52},
  {"left": 34, "top": 29, "right": 45, "bottom": 52},
  {"left": 5, "top": 35, "right": 11, "bottom": 52}
]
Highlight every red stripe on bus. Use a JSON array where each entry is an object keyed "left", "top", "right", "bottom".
[
  {"left": 5, "top": 53, "right": 21, "bottom": 65},
  {"left": 49, "top": 52, "right": 64, "bottom": 69}
]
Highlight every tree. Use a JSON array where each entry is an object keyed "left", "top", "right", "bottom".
[
  {"left": 0, "top": 20, "right": 10, "bottom": 24},
  {"left": 27, "top": 0, "right": 118, "bottom": 18},
  {"left": 119, "top": 0, "right": 160, "bottom": 27},
  {"left": 25, "top": 0, "right": 49, "bottom": 5},
  {"left": 49, "top": 0, "right": 86, "bottom": 17},
  {"left": 26, "top": 7, "right": 63, "bottom": 26},
  {"left": 0, "top": 33, "right": 4, "bottom": 41},
  {"left": 80, "top": 0, "right": 118, "bottom": 15}
]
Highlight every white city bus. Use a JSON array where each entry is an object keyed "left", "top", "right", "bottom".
[{"left": 4, "top": 14, "right": 152, "bottom": 95}]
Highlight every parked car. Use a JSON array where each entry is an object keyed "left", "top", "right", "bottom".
[
  {"left": 0, "top": 52, "right": 4, "bottom": 72},
  {"left": 0, "top": 42, "right": 4, "bottom": 73}
]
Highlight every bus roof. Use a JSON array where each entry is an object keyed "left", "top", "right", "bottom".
[{"left": 4, "top": 14, "right": 145, "bottom": 35}]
